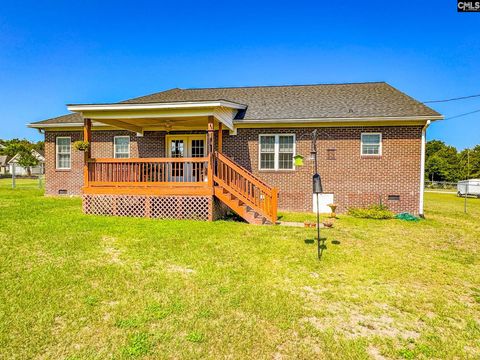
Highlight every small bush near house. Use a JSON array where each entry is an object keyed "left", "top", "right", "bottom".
[{"left": 347, "top": 204, "right": 394, "bottom": 219}]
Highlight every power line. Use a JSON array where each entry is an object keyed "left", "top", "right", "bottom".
[
  {"left": 423, "top": 93, "right": 480, "bottom": 103},
  {"left": 444, "top": 108, "right": 480, "bottom": 121}
]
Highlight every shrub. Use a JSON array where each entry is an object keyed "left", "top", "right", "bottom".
[{"left": 347, "top": 204, "right": 394, "bottom": 219}]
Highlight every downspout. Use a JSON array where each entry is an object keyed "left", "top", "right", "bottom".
[{"left": 419, "top": 120, "right": 431, "bottom": 217}]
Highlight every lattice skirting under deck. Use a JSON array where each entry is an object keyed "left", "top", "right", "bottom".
[{"left": 83, "top": 194, "right": 213, "bottom": 221}]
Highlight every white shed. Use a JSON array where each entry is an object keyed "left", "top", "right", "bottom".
[{"left": 457, "top": 179, "right": 480, "bottom": 198}]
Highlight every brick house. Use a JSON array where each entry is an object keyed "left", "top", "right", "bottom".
[{"left": 28, "top": 82, "right": 442, "bottom": 224}]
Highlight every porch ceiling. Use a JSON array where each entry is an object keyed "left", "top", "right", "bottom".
[
  {"left": 67, "top": 100, "right": 245, "bottom": 134},
  {"left": 92, "top": 116, "right": 215, "bottom": 134}
]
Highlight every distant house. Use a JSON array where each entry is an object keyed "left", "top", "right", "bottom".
[
  {"left": 0, "top": 155, "right": 10, "bottom": 175},
  {"left": 8, "top": 149, "right": 45, "bottom": 176}
]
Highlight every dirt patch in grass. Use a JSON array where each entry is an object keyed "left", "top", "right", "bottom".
[
  {"left": 166, "top": 264, "right": 196, "bottom": 275},
  {"left": 102, "top": 235, "right": 123, "bottom": 264},
  {"left": 299, "top": 285, "right": 422, "bottom": 340},
  {"left": 303, "top": 304, "right": 421, "bottom": 341},
  {"left": 367, "top": 345, "right": 387, "bottom": 360}
]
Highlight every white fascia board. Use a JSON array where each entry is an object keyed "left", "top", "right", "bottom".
[
  {"left": 234, "top": 115, "right": 443, "bottom": 124},
  {"left": 67, "top": 100, "right": 247, "bottom": 112},
  {"left": 27, "top": 122, "right": 105, "bottom": 129},
  {"left": 28, "top": 114, "right": 442, "bottom": 129}
]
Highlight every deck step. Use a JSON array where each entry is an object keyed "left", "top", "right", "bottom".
[{"left": 214, "top": 186, "right": 271, "bottom": 225}]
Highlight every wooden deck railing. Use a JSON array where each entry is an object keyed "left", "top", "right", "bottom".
[
  {"left": 85, "top": 154, "right": 278, "bottom": 223},
  {"left": 87, "top": 157, "right": 209, "bottom": 186},
  {"left": 213, "top": 151, "right": 278, "bottom": 223}
]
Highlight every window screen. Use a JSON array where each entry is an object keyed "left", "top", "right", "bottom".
[
  {"left": 259, "top": 135, "right": 275, "bottom": 170},
  {"left": 259, "top": 134, "right": 295, "bottom": 170},
  {"left": 56, "top": 137, "right": 71, "bottom": 169},
  {"left": 114, "top": 136, "right": 130, "bottom": 158},
  {"left": 361, "top": 133, "right": 381, "bottom": 155}
]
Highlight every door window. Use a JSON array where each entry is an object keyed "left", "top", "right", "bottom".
[
  {"left": 167, "top": 136, "right": 206, "bottom": 181},
  {"left": 170, "top": 140, "right": 185, "bottom": 158},
  {"left": 191, "top": 139, "right": 205, "bottom": 157}
]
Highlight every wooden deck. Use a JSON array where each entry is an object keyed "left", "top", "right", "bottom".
[{"left": 82, "top": 153, "right": 278, "bottom": 224}]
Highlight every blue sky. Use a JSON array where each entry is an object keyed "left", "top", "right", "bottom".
[{"left": 0, "top": 1, "right": 479, "bottom": 149}]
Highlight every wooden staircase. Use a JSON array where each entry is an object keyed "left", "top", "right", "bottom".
[{"left": 213, "top": 152, "right": 278, "bottom": 225}]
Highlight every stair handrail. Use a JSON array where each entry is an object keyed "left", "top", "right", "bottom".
[
  {"left": 213, "top": 151, "right": 278, "bottom": 223},
  {"left": 214, "top": 152, "right": 273, "bottom": 193}
]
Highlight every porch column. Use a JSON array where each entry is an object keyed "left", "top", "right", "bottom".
[
  {"left": 83, "top": 118, "right": 92, "bottom": 188},
  {"left": 207, "top": 116, "right": 215, "bottom": 190},
  {"left": 217, "top": 122, "right": 223, "bottom": 154},
  {"left": 207, "top": 116, "right": 215, "bottom": 155}
]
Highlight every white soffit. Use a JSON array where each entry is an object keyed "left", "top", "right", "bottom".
[{"left": 66, "top": 100, "right": 245, "bottom": 130}]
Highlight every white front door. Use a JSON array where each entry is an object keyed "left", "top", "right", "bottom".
[{"left": 166, "top": 135, "right": 206, "bottom": 182}]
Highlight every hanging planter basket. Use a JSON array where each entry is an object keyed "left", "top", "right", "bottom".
[{"left": 73, "top": 140, "right": 90, "bottom": 151}]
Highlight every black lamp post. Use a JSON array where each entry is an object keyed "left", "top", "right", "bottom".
[{"left": 311, "top": 130, "right": 323, "bottom": 259}]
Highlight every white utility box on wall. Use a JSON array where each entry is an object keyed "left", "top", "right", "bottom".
[{"left": 312, "top": 193, "right": 334, "bottom": 213}]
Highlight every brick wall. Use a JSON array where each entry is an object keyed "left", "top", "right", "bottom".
[
  {"left": 45, "top": 131, "right": 167, "bottom": 195},
  {"left": 45, "top": 126, "right": 422, "bottom": 214},
  {"left": 45, "top": 131, "right": 83, "bottom": 195},
  {"left": 222, "top": 126, "right": 422, "bottom": 214}
]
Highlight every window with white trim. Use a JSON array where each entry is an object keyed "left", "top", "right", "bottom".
[
  {"left": 361, "top": 133, "right": 382, "bottom": 156},
  {"left": 259, "top": 134, "right": 295, "bottom": 170},
  {"left": 56, "top": 137, "right": 71, "bottom": 169},
  {"left": 114, "top": 136, "right": 130, "bottom": 158}
]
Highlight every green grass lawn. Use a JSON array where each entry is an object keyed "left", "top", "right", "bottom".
[{"left": 0, "top": 179, "right": 479, "bottom": 359}]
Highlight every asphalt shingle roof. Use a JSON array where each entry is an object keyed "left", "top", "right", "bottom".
[{"left": 31, "top": 82, "right": 440, "bottom": 125}]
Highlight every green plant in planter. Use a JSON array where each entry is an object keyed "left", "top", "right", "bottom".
[
  {"left": 73, "top": 140, "right": 89, "bottom": 151},
  {"left": 293, "top": 154, "right": 304, "bottom": 166}
]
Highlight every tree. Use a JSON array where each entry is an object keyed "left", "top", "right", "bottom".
[
  {"left": 425, "top": 140, "right": 460, "bottom": 182},
  {"left": 425, "top": 155, "right": 448, "bottom": 182},
  {"left": 0, "top": 139, "right": 40, "bottom": 176},
  {"left": 33, "top": 141, "right": 44, "bottom": 152},
  {"left": 471, "top": 145, "right": 480, "bottom": 178},
  {"left": 425, "top": 140, "right": 480, "bottom": 182},
  {"left": 15, "top": 147, "right": 39, "bottom": 176},
  {"left": 437, "top": 146, "right": 461, "bottom": 182},
  {"left": 459, "top": 145, "right": 480, "bottom": 179},
  {"left": 426, "top": 140, "right": 447, "bottom": 158},
  {"left": 0, "top": 139, "right": 33, "bottom": 156}
]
